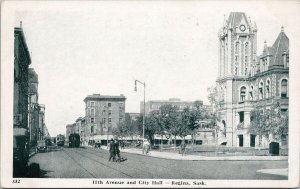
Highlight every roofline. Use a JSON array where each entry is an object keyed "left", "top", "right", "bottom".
[
  {"left": 84, "top": 95, "right": 126, "bottom": 102},
  {"left": 14, "top": 27, "right": 31, "bottom": 65}
]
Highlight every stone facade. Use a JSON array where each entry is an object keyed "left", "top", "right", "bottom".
[{"left": 216, "top": 12, "right": 289, "bottom": 147}]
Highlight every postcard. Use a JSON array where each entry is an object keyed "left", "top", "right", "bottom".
[{"left": 1, "top": 0, "right": 299, "bottom": 188}]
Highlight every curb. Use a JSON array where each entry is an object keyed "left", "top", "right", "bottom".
[{"left": 120, "top": 149, "right": 288, "bottom": 161}]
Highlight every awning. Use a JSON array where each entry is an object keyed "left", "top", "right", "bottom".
[
  {"left": 153, "top": 135, "right": 193, "bottom": 140},
  {"left": 89, "top": 135, "right": 114, "bottom": 141}
]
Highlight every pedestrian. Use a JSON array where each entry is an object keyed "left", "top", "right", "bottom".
[
  {"left": 114, "top": 139, "right": 121, "bottom": 161},
  {"left": 120, "top": 141, "right": 125, "bottom": 149},
  {"left": 94, "top": 140, "right": 101, "bottom": 149},
  {"left": 108, "top": 138, "right": 116, "bottom": 162},
  {"left": 180, "top": 140, "right": 186, "bottom": 156},
  {"left": 143, "top": 139, "right": 150, "bottom": 155}
]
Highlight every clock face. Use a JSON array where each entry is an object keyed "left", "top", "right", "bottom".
[{"left": 239, "top": 25, "right": 246, "bottom": 32}]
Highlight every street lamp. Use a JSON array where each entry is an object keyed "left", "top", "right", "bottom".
[{"left": 134, "top": 80, "right": 146, "bottom": 144}]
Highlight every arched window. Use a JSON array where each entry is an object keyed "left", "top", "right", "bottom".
[
  {"left": 266, "top": 80, "right": 270, "bottom": 98},
  {"left": 259, "top": 82, "right": 264, "bottom": 99},
  {"left": 222, "top": 120, "right": 226, "bottom": 137},
  {"left": 240, "top": 86, "right": 246, "bottom": 101},
  {"left": 281, "top": 79, "right": 288, "bottom": 97}
]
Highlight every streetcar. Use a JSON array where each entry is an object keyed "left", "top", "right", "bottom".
[
  {"left": 69, "top": 133, "right": 80, "bottom": 148},
  {"left": 56, "top": 134, "right": 65, "bottom": 147}
]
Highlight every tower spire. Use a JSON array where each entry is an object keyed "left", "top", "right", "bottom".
[{"left": 223, "top": 14, "right": 227, "bottom": 28}]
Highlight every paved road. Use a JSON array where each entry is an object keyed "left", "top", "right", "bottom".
[{"left": 29, "top": 147, "right": 288, "bottom": 179}]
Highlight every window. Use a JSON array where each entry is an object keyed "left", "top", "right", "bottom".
[
  {"left": 91, "top": 108, "right": 95, "bottom": 116},
  {"left": 91, "top": 126, "right": 94, "bottom": 133},
  {"left": 249, "top": 85, "right": 253, "bottom": 100},
  {"left": 108, "top": 110, "right": 112, "bottom": 116},
  {"left": 91, "top": 117, "right": 94, "bottom": 123},
  {"left": 240, "top": 86, "right": 246, "bottom": 101},
  {"left": 108, "top": 103, "right": 111, "bottom": 108},
  {"left": 244, "top": 42, "right": 249, "bottom": 76},
  {"left": 281, "top": 79, "right": 288, "bottom": 97},
  {"left": 102, "top": 109, "right": 106, "bottom": 115},
  {"left": 103, "top": 118, "right": 106, "bottom": 123},
  {"left": 259, "top": 82, "right": 264, "bottom": 99},
  {"left": 235, "top": 41, "right": 240, "bottom": 53},
  {"left": 266, "top": 80, "right": 270, "bottom": 98},
  {"left": 90, "top": 101, "right": 95, "bottom": 106},
  {"left": 119, "top": 118, "right": 123, "bottom": 122},
  {"left": 234, "top": 41, "right": 240, "bottom": 76},
  {"left": 239, "top": 111, "right": 244, "bottom": 123},
  {"left": 108, "top": 118, "right": 112, "bottom": 123}
]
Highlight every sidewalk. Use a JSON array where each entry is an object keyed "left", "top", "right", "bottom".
[
  {"left": 256, "top": 168, "right": 288, "bottom": 177},
  {"left": 119, "top": 147, "right": 288, "bottom": 177},
  {"left": 119, "top": 147, "right": 288, "bottom": 161}
]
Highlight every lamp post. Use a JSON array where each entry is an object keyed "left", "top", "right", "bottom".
[{"left": 134, "top": 80, "right": 146, "bottom": 142}]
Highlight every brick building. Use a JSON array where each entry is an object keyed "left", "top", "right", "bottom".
[
  {"left": 28, "top": 68, "right": 39, "bottom": 145},
  {"left": 83, "top": 94, "right": 126, "bottom": 139},
  {"left": 216, "top": 12, "right": 289, "bottom": 147},
  {"left": 13, "top": 24, "right": 32, "bottom": 177},
  {"left": 141, "top": 98, "right": 205, "bottom": 115}
]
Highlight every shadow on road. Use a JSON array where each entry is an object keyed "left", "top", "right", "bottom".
[{"left": 40, "top": 168, "right": 54, "bottom": 178}]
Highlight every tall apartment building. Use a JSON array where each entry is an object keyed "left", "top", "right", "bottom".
[
  {"left": 216, "top": 12, "right": 289, "bottom": 147},
  {"left": 83, "top": 94, "right": 126, "bottom": 138}
]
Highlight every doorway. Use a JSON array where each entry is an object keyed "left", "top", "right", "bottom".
[
  {"left": 250, "top": 134, "right": 256, "bottom": 147},
  {"left": 238, "top": 135, "right": 243, "bottom": 147}
]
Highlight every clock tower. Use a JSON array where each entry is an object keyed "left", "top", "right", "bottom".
[
  {"left": 218, "top": 12, "right": 257, "bottom": 78},
  {"left": 216, "top": 12, "right": 258, "bottom": 146}
]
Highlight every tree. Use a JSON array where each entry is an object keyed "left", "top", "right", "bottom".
[
  {"left": 113, "top": 114, "right": 139, "bottom": 139},
  {"left": 249, "top": 107, "right": 270, "bottom": 147},
  {"left": 273, "top": 110, "right": 288, "bottom": 141},
  {"left": 144, "top": 111, "right": 160, "bottom": 145},
  {"left": 178, "top": 107, "right": 192, "bottom": 143},
  {"left": 207, "top": 85, "right": 219, "bottom": 112},
  {"left": 250, "top": 102, "right": 289, "bottom": 146},
  {"left": 268, "top": 103, "right": 288, "bottom": 141}
]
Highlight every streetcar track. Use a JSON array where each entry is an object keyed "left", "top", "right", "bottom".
[
  {"left": 65, "top": 148, "right": 134, "bottom": 178},
  {"left": 76, "top": 147, "right": 157, "bottom": 178},
  {"left": 63, "top": 148, "right": 97, "bottom": 178},
  {"left": 78, "top": 147, "right": 198, "bottom": 178}
]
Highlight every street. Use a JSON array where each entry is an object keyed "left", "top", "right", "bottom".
[{"left": 29, "top": 147, "right": 288, "bottom": 179}]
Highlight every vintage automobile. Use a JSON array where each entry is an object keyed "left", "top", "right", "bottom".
[{"left": 36, "top": 140, "right": 47, "bottom": 153}]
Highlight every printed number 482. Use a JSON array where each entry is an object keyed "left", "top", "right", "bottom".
[{"left": 12, "top": 179, "right": 20, "bottom": 183}]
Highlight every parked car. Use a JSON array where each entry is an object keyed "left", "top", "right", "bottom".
[{"left": 36, "top": 140, "right": 47, "bottom": 153}]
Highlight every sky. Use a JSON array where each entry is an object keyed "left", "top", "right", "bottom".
[{"left": 12, "top": 0, "right": 299, "bottom": 137}]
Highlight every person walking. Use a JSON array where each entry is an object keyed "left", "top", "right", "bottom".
[
  {"left": 180, "top": 140, "right": 186, "bottom": 156},
  {"left": 143, "top": 139, "right": 150, "bottom": 155},
  {"left": 108, "top": 138, "right": 116, "bottom": 162},
  {"left": 114, "top": 139, "right": 121, "bottom": 161}
]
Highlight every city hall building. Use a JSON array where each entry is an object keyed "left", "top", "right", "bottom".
[{"left": 216, "top": 12, "right": 289, "bottom": 147}]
